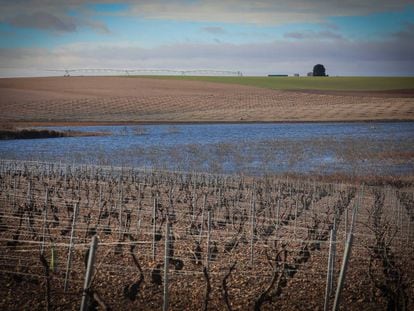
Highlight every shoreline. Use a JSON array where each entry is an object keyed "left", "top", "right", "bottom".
[
  {"left": 1, "top": 158, "right": 412, "bottom": 185},
  {"left": 4, "top": 118, "right": 414, "bottom": 128},
  {"left": 0, "top": 128, "right": 108, "bottom": 140}
]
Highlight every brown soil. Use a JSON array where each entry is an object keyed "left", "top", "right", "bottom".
[
  {"left": 0, "top": 163, "right": 412, "bottom": 310},
  {"left": 1, "top": 76, "right": 413, "bottom": 125}
]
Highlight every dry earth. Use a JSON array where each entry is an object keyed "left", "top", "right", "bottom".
[
  {"left": 0, "top": 162, "right": 412, "bottom": 310},
  {"left": 1, "top": 76, "right": 413, "bottom": 125}
]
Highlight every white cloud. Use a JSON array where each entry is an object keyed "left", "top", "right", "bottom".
[{"left": 125, "top": 0, "right": 412, "bottom": 24}]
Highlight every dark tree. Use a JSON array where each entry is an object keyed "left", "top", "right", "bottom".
[{"left": 313, "top": 64, "right": 326, "bottom": 76}]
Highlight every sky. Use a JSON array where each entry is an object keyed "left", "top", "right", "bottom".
[{"left": 0, "top": 0, "right": 414, "bottom": 77}]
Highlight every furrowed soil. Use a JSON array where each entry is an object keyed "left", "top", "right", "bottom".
[
  {"left": 1, "top": 76, "right": 413, "bottom": 125},
  {"left": 0, "top": 161, "right": 413, "bottom": 310}
]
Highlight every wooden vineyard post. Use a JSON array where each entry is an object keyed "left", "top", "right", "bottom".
[
  {"left": 97, "top": 185, "right": 102, "bottom": 230},
  {"left": 192, "top": 179, "right": 197, "bottom": 223},
  {"left": 152, "top": 195, "right": 157, "bottom": 261},
  {"left": 13, "top": 179, "right": 16, "bottom": 210},
  {"left": 332, "top": 232, "right": 354, "bottom": 311},
  {"left": 250, "top": 192, "right": 256, "bottom": 265},
  {"left": 274, "top": 199, "right": 279, "bottom": 230},
  {"left": 218, "top": 188, "right": 222, "bottom": 209},
  {"left": 41, "top": 187, "right": 49, "bottom": 255},
  {"left": 118, "top": 176, "right": 123, "bottom": 240},
  {"left": 163, "top": 219, "right": 170, "bottom": 311},
  {"left": 294, "top": 197, "right": 298, "bottom": 237},
  {"left": 136, "top": 183, "right": 142, "bottom": 236},
  {"left": 276, "top": 187, "right": 281, "bottom": 229},
  {"left": 64, "top": 165, "right": 68, "bottom": 192},
  {"left": 344, "top": 207, "right": 348, "bottom": 241},
  {"left": 396, "top": 191, "right": 400, "bottom": 231},
  {"left": 206, "top": 210, "right": 212, "bottom": 269},
  {"left": 398, "top": 198, "right": 403, "bottom": 248},
  {"left": 324, "top": 230, "right": 334, "bottom": 311},
  {"left": 27, "top": 179, "right": 31, "bottom": 207},
  {"left": 304, "top": 183, "right": 308, "bottom": 226},
  {"left": 80, "top": 235, "right": 99, "bottom": 311},
  {"left": 350, "top": 186, "right": 362, "bottom": 234},
  {"left": 332, "top": 191, "right": 359, "bottom": 311},
  {"left": 329, "top": 218, "right": 337, "bottom": 293},
  {"left": 64, "top": 203, "right": 79, "bottom": 292},
  {"left": 199, "top": 193, "right": 207, "bottom": 243}
]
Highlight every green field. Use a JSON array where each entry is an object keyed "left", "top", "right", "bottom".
[{"left": 136, "top": 76, "right": 414, "bottom": 91}]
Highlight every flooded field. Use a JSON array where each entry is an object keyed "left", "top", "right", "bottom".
[{"left": 0, "top": 122, "right": 413, "bottom": 176}]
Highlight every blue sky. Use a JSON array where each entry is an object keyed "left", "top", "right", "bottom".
[{"left": 0, "top": 0, "right": 413, "bottom": 76}]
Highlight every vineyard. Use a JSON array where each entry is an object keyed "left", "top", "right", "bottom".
[{"left": 0, "top": 160, "right": 413, "bottom": 310}]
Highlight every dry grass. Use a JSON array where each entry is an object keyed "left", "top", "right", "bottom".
[{"left": 1, "top": 76, "right": 413, "bottom": 125}]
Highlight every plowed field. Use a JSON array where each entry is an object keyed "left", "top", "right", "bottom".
[{"left": 1, "top": 76, "right": 413, "bottom": 125}]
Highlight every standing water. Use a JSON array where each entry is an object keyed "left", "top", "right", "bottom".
[{"left": 0, "top": 122, "right": 413, "bottom": 176}]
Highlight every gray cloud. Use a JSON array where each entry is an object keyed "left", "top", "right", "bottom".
[
  {"left": 0, "top": 1, "right": 111, "bottom": 33},
  {"left": 393, "top": 22, "right": 414, "bottom": 39},
  {"left": 7, "top": 11, "right": 110, "bottom": 33},
  {"left": 9, "top": 12, "right": 77, "bottom": 32},
  {"left": 284, "top": 30, "right": 343, "bottom": 40},
  {"left": 201, "top": 26, "right": 226, "bottom": 35},
  {"left": 81, "top": 19, "right": 110, "bottom": 34},
  {"left": 320, "top": 23, "right": 340, "bottom": 31},
  {"left": 0, "top": 1, "right": 412, "bottom": 27}
]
